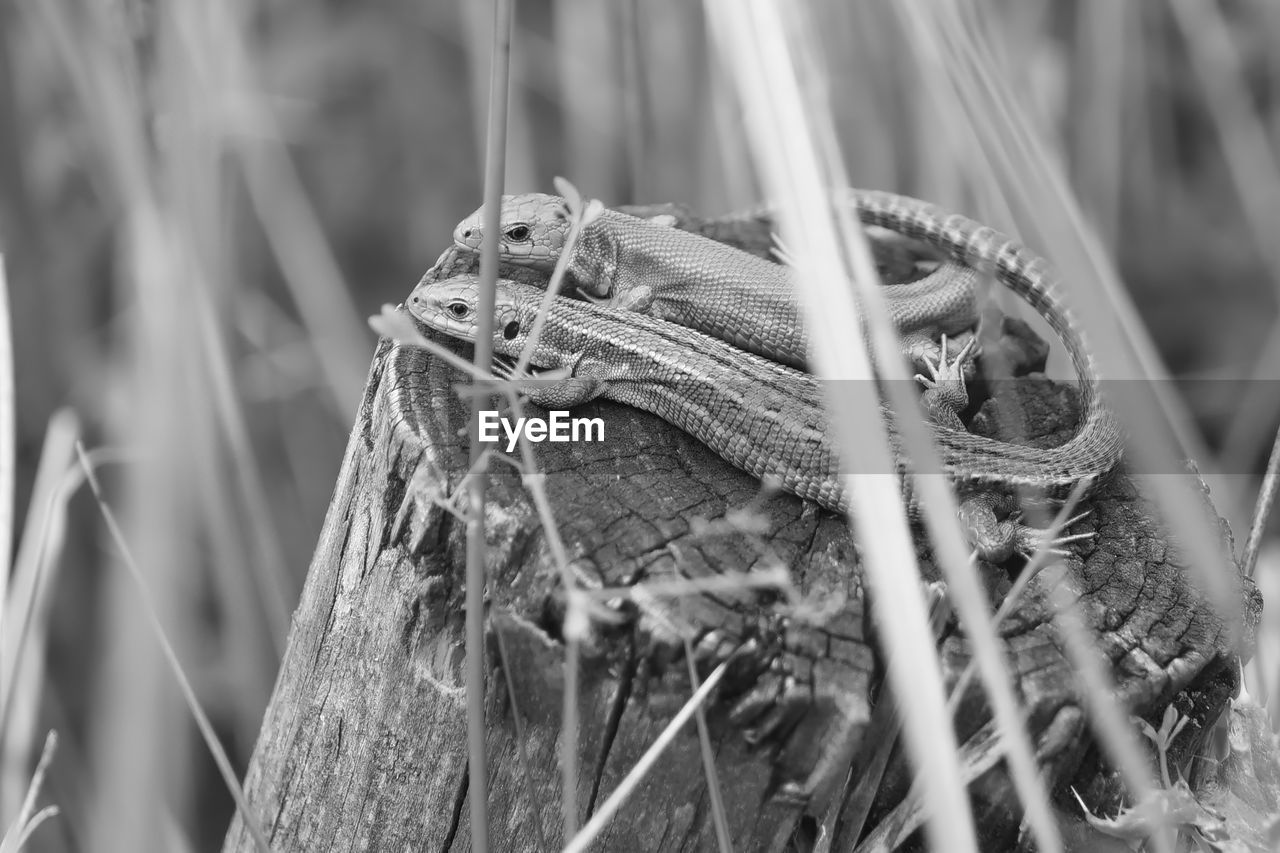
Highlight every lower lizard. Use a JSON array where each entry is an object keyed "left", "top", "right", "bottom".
[
  {"left": 406, "top": 274, "right": 1119, "bottom": 562},
  {"left": 453, "top": 192, "right": 980, "bottom": 370}
]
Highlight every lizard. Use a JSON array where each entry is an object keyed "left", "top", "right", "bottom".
[
  {"left": 452, "top": 192, "right": 982, "bottom": 371},
  {"left": 405, "top": 273, "right": 1119, "bottom": 563}
]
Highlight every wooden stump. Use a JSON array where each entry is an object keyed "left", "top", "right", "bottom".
[{"left": 221, "top": 322, "right": 1255, "bottom": 851}]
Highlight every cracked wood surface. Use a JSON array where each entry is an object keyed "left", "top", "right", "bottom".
[{"left": 223, "top": 215, "right": 1258, "bottom": 853}]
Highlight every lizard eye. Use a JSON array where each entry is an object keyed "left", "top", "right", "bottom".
[
  {"left": 503, "top": 321, "right": 520, "bottom": 340},
  {"left": 504, "top": 224, "right": 530, "bottom": 242},
  {"left": 447, "top": 301, "right": 469, "bottom": 318}
]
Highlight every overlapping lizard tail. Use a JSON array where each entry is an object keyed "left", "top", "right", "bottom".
[{"left": 846, "top": 190, "right": 1122, "bottom": 489}]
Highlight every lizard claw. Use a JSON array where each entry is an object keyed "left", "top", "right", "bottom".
[
  {"left": 1060, "top": 508, "right": 1094, "bottom": 528},
  {"left": 488, "top": 356, "right": 547, "bottom": 384},
  {"left": 1012, "top": 507, "right": 1097, "bottom": 559},
  {"left": 489, "top": 355, "right": 519, "bottom": 380},
  {"left": 915, "top": 333, "right": 977, "bottom": 388},
  {"left": 574, "top": 286, "right": 610, "bottom": 304},
  {"left": 770, "top": 233, "right": 797, "bottom": 267},
  {"left": 1013, "top": 528, "right": 1096, "bottom": 560}
]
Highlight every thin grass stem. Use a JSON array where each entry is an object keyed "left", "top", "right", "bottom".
[
  {"left": 561, "top": 661, "right": 730, "bottom": 853},
  {"left": 0, "top": 256, "right": 12, "bottom": 654},
  {"left": 681, "top": 639, "right": 733, "bottom": 853},
  {"left": 0, "top": 731, "right": 58, "bottom": 853},
  {"left": 1243, "top": 425, "right": 1280, "bottom": 581},
  {"left": 464, "top": 2, "right": 515, "bottom": 846},
  {"left": 74, "top": 443, "right": 273, "bottom": 853},
  {"left": 1241, "top": 424, "right": 1279, "bottom": 705},
  {"left": 0, "top": 417, "right": 87, "bottom": 755}
]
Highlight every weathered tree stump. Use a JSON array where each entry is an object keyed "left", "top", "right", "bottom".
[{"left": 223, "top": 216, "right": 1258, "bottom": 852}]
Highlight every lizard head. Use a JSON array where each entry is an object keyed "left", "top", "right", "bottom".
[
  {"left": 453, "top": 193, "right": 569, "bottom": 272},
  {"left": 406, "top": 275, "right": 542, "bottom": 360}
]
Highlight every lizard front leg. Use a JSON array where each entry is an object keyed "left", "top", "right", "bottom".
[
  {"left": 491, "top": 353, "right": 608, "bottom": 409},
  {"left": 568, "top": 229, "right": 658, "bottom": 313},
  {"left": 569, "top": 282, "right": 662, "bottom": 314},
  {"left": 566, "top": 223, "right": 627, "bottom": 305}
]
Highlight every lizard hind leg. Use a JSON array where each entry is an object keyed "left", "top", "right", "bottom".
[
  {"left": 915, "top": 333, "right": 978, "bottom": 429},
  {"left": 902, "top": 330, "right": 979, "bottom": 378},
  {"left": 958, "top": 492, "right": 1096, "bottom": 563}
]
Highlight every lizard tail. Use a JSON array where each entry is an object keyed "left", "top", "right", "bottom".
[{"left": 850, "top": 190, "right": 1123, "bottom": 488}]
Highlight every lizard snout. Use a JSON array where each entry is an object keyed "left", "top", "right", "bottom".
[
  {"left": 453, "top": 222, "right": 481, "bottom": 248},
  {"left": 407, "top": 292, "right": 433, "bottom": 317}
]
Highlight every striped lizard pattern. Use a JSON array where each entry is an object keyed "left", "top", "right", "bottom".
[{"left": 407, "top": 271, "right": 1113, "bottom": 560}]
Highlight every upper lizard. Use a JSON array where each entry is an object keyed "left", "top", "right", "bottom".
[
  {"left": 406, "top": 274, "right": 1120, "bottom": 561},
  {"left": 453, "top": 192, "right": 980, "bottom": 370}
]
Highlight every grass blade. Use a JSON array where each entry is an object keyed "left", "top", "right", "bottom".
[
  {"left": 702, "top": 3, "right": 978, "bottom": 848},
  {"left": 0, "top": 255, "right": 12, "bottom": 652},
  {"left": 561, "top": 661, "right": 730, "bottom": 853},
  {"left": 465, "top": 1, "right": 516, "bottom": 848},
  {"left": 75, "top": 443, "right": 273, "bottom": 853}
]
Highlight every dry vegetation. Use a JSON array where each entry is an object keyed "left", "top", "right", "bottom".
[{"left": 0, "top": 1, "right": 1277, "bottom": 851}]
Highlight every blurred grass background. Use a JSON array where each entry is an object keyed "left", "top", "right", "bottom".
[{"left": 0, "top": 1, "right": 1277, "bottom": 851}]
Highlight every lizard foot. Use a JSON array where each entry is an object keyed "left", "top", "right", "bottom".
[
  {"left": 960, "top": 493, "right": 1095, "bottom": 562},
  {"left": 607, "top": 283, "right": 656, "bottom": 314},
  {"left": 571, "top": 282, "right": 655, "bottom": 313},
  {"left": 903, "top": 330, "right": 978, "bottom": 377},
  {"left": 490, "top": 354, "right": 602, "bottom": 409},
  {"left": 915, "top": 334, "right": 977, "bottom": 428},
  {"left": 1005, "top": 508, "right": 1096, "bottom": 559}
]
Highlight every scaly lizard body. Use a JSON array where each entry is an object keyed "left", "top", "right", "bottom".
[
  {"left": 452, "top": 190, "right": 1116, "bottom": 481},
  {"left": 406, "top": 275, "right": 1120, "bottom": 561},
  {"left": 454, "top": 192, "right": 979, "bottom": 369}
]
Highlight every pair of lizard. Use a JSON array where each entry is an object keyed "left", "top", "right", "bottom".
[{"left": 405, "top": 188, "right": 1123, "bottom": 562}]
